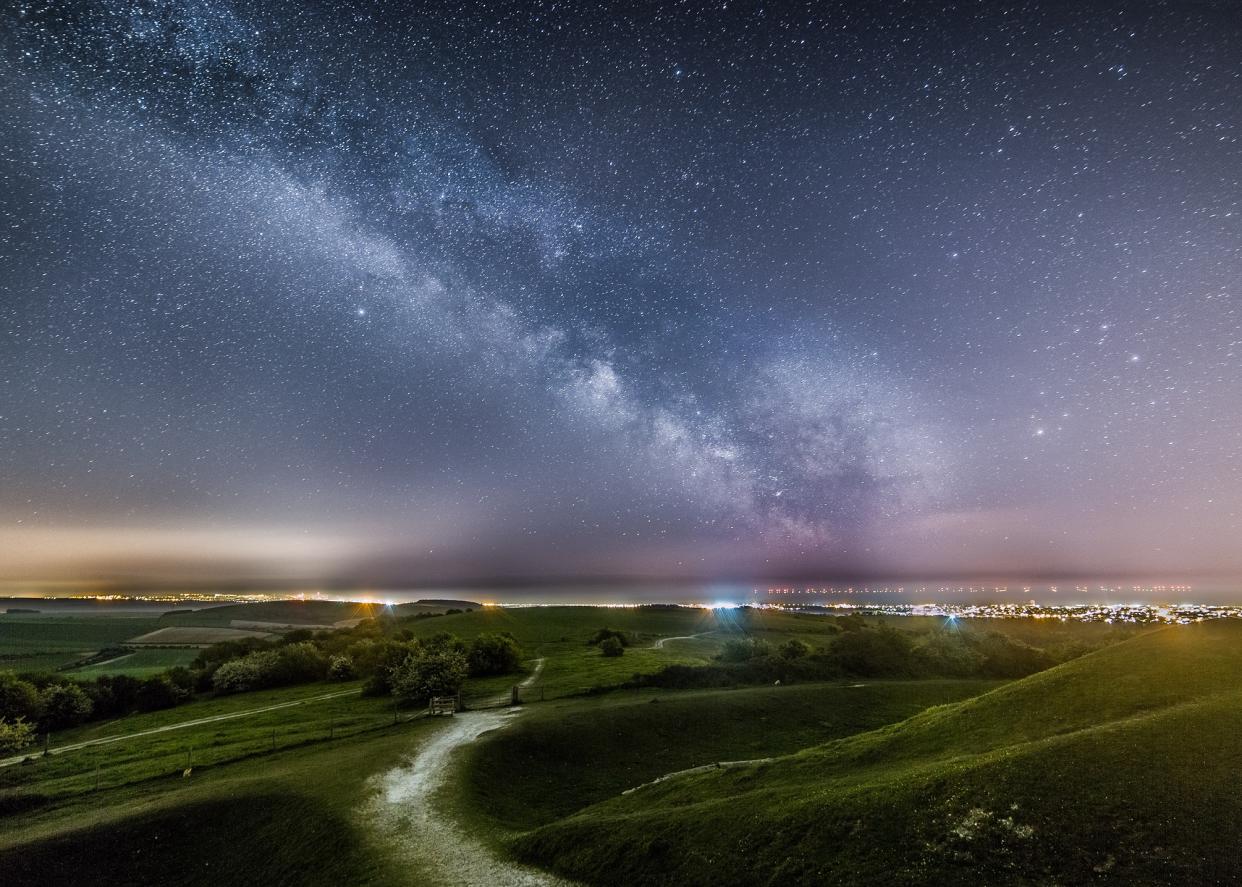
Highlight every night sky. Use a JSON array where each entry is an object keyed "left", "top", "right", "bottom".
[{"left": 2, "top": 1, "right": 1241, "bottom": 587}]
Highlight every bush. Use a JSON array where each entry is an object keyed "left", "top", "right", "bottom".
[
  {"left": 135, "top": 677, "right": 183, "bottom": 712},
  {"left": 211, "top": 642, "right": 328, "bottom": 695},
  {"left": 467, "top": 633, "right": 523, "bottom": 676},
  {"left": 718, "top": 638, "right": 772, "bottom": 662},
  {"left": 0, "top": 674, "right": 43, "bottom": 723},
  {"left": 588, "top": 628, "right": 633, "bottom": 648},
  {"left": 600, "top": 636, "right": 625, "bottom": 657},
  {"left": 778, "top": 639, "right": 812, "bottom": 660},
  {"left": 212, "top": 652, "right": 278, "bottom": 694},
  {"left": 389, "top": 649, "right": 468, "bottom": 705},
  {"left": 0, "top": 717, "right": 35, "bottom": 754},
  {"left": 827, "top": 626, "right": 916, "bottom": 677},
  {"left": 328, "top": 655, "right": 355, "bottom": 681},
  {"left": 39, "top": 683, "right": 93, "bottom": 730}
]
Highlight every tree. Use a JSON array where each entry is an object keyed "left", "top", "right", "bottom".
[
  {"left": 39, "top": 683, "right": 92, "bottom": 730},
  {"left": 599, "top": 636, "right": 624, "bottom": 657},
  {"left": 588, "top": 628, "right": 632, "bottom": 648},
  {"left": 0, "top": 674, "right": 42, "bottom": 723},
  {"left": 328, "top": 654, "right": 355, "bottom": 681},
  {"left": 389, "top": 649, "right": 468, "bottom": 704},
  {"left": 467, "top": 633, "right": 523, "bottom": 676},
  {"left": 135, "top": 676, "right": 183, "bottom": 712},
  {"left": 0, "top": 717, "right": 35, "bottom": 754},
  {"left": 212, "top": 652, "right": 278, "bottom": 694},
  {"left": 718, "top": 638, "right": 772, "bottom": 662},
  {"left": 777, "top": 639, "right": 811, "bottom": 660}
]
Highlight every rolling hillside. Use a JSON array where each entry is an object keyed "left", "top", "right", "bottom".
[{"left": 516, "top": 622, "right": 1242, "bottom": 886}]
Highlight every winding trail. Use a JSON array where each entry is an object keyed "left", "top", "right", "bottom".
[
  {"left": 479, "top": 656, "right": 547, "bottom": 708},
  {"left": 653, "top": 630, "right": 713, "bottom": 649},
  {"left": 365, "top": 676, "right": 576, "bottom": 886}
]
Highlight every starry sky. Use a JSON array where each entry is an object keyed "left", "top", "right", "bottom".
[{"left": 2, "top": 0, "right": 1241, "bottom": 588}]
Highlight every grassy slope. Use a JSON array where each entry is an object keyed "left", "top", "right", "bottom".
[
  {"left": 462, "top": 680, "right": 1002, "bottom": 833},
  {"left": 0, "top": 616, "right": 159, "bottom": 671},
  {"left": 406, "top": 606, "right": 858, "bottom": 697},
  {"left": 64, "top": 647, "right": 199, "bottom": 678},
  {"left": 0, "top": 724, "right": 433, "bottom": 886},
  {"left": 0, "top": 682, "right": 405, "bottom": 801},
  {"left": 516, "top": 622, "right": 1242, "bottom": 886},
  {"left": 159, "top": 600, "right": 387, "bottom": 627}
]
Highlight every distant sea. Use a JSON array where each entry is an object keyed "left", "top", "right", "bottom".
[{"left": 5, "top": 578, "right": 1236, "bottom": 609}]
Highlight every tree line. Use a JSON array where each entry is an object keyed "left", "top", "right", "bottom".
[{"left": 0, "top": 619, "right": 524, "bottom": 754}]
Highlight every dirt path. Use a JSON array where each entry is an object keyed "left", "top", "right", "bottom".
[
  {"left": 479, "top": 656, "right": 546, "bottom": 708},
  {"left": 0, "top": 687, "right": 359, "bottom": 768},
  {"left": 366, "top": 706, "right": 576, "bottom": 886},
  {"left": 653, "top": 630, "right": 712, "bottom": 649}
]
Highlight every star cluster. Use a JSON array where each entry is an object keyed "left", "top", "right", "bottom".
[{"left": 2, "top": 0, "right": 1240, "bottom": 584}]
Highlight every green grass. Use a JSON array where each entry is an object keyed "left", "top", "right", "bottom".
[
  {"left": 514, "top": 621, "right": 1242, "bottom": 886},
  {"left": 64, "top": 648, "right": 200, "bottom": 678},
  {"left": 0, "top": 722, "right": 433, "bottom": 886},
  {"left": 0, "top": 616, "right": 159, "bottom": 671},
  {"left": 159, "top": 599, "right": 386, "bottom": 627},
  {"left": 0, "top": 681, "right": 410, "bottom": 801},
  {"left": 461, "top": 679, "right": 1002, "bottom": 834}
]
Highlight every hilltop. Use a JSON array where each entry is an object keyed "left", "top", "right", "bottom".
[{"left": 516, "top": 622, "right": 1242, "bottom": 885}]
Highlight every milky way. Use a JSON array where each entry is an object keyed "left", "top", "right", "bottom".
[{"left": 2, "top": 1, "right": 1241, "bottom": 585}]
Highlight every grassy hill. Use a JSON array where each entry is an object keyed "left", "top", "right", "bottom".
[
  {"left": 515, "top": 622, "right": 1242, "bottom": 885},
  {"left": 0, "top": 726, "right": 424, "bottom": 886},
  {"left": 159, "top": 600, "right": 386, "bottom": 628},
  {"left": 461, "top": 680, "right": 1002, "bottom": 834}
]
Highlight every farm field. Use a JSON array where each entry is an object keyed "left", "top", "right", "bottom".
[
  {"left": 0, "top": 616, "right": 160, "bottom": 672},
  {"left": 157, "top": 599, "right": 472, "bottom": 629},
  {"left": 126, "top": 626, "right": 274, "bottom": 646},
  {"left": 64, "top": 648, "right": 200, "bottom": 678}
]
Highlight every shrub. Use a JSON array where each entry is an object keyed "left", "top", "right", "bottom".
[
  {"left": 421, "top": 632, "right": 468, "bottom": 657},
  {"left": 778, "top": 639, "right": 812, "bottom": 660},
  {"left": 39, "top": 683, "right": 93, "bottom": 730},
  {"left": 135, "top": 677, "right": 183, "bottom": 712},
  {"left": 211, "top": 642, "right": 327, "bottom": 694},
  {"left": 389, "top": 649, "right": 468, "bottom": 705},
  {"left": 600, "top": 636, "right": 625, "bottom": 657},
  {"left": 212, "top": 652, "right": 278, "bottom": 694},
  {"left": 718, "top": 638, "right": 772, "bottom": 662},
  {"left": 0, "top": 717, "right": 35, "bottom": 754},
  {"left": 588, "top": 628, "right": 633, "bottom": 648},
  {"left": 0, "top": 674, "right": 43, "bottom": 723},
  {"left": 827, "top": 626, "right": 916, "bottom": 677},
  {"left": 467, "top": 633, "right": 523, "bottom": 676},
  {"left": 328, "top": 655, "right": 355, "bottom": 681}
]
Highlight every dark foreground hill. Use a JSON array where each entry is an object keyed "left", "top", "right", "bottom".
[{"left": 516, "top": 622, "right": 1242, "bottom": 886}]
